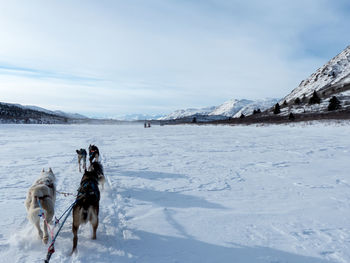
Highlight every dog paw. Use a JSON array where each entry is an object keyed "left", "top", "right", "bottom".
[{"left": 43, "top": 236, "right": 48, "bottom": 244}]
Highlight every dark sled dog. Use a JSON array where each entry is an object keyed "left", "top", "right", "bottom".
[
  {"left": 72, "top": 168, "right": 100, "bottom": 254},
  {"left": 76, "top": 148, "right": 87, "bottom": 173},
  {"left": 25, "top": 168, "right": 56, "bottom": 244},
  {"left": 90, "top": 161, "right": 106, "bottom": 190},
  {"left": 88, "top": 144, "right": 99, "bottom": 165}
]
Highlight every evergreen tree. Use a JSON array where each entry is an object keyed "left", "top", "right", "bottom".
[
  {"left": 240, "top": 113, "right": 245, "bottom": 119},
  {"left": 301, "top": 94, "right": 307, "bottom": 103},
  {"left": 288, "top": 112, "right": 295, "bottom": 120},
  {"left": 273, "top": 103, "right": 280, "bottom": 114},
  {"left": 327, "top": 96, "right": 341, "bottom": 111},
  {"left": 308, "top": 90, "right": 321, "bottom": 104},
  {"left": 283, "top": 100, "right": 288, "bottom": 106},
  {"left": 294, "top": 97, "right": 301, "bottom": 105}
]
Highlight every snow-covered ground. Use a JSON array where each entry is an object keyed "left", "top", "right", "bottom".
[{"left": 1, "top": 123, "right": 350, "bottom": 263}]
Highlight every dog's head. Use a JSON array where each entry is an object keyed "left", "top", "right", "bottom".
[
  {"left": 89, "top": 144, "right": 98, "bottom": 152},
  {"left": 76, "top": 149, "right": 87, "bottom": 156},
  {"left": 40, "top": 168, "right": 56, "bottom": 186}
]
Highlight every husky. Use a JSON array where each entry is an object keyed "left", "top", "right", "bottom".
[
  {"left": 90, "top": 161, "right": 106, "bottom": 190},
  {"left": 88, "top": 144, "right": 100, "bottom": 165},
  {"left": 71, "top": 168, "right": 100, "bottom": 254},
  {"left": 25, "top": 168, "right": 56, "bottom": 244},
  {"left": 76, "top": 148, "right": 87, "bottom": 173}
]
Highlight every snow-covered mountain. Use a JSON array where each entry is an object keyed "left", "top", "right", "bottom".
[
  {"left": 160, "top": 98, "right": 280, "bottom": 121},
  {"left": 270, "top": 45, "right": 350, "bottom": 117},
  {"left": 283, "top": 45, "right": 350, "bottom": 103},
  {"left": 159, "top": 106, "right": 216, "bottom": 120},
  {"left": 116, "top": 113, "right": 165, "bottom": 121},
  {"left": 233, "top": 98, "right": 280, "bottom": 117},
  {"left": 209, "top": 99, "right": 253, "bottom": 117}
]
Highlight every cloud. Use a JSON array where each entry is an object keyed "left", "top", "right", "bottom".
[{"left": 0, "top": 0, "right": 349, "bottom": 116}]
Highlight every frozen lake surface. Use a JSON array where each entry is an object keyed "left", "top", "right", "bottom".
[{"left": 0, "top": 123, "right": 350, "bottom": 263}]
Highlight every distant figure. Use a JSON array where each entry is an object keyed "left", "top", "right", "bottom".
[
  {"left": 148, "top": 122, "right": 151, "bottom": 128},
  {"left": 144, "top": 122, "right": 147, "bottom": 128},
  {"left": 88, "top": 144, "right": 100, "bottom": 165},
  {"left": 76, "top": 148, "right": 87, "bottom": 173}
]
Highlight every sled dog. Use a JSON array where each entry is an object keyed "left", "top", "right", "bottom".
[
  {"left": 90, "top": 161, "right": 105, "bottom": 190},
  {"left": 76, "top": 148, "right": 87, "bottom": 173},
  {"left": 88, "top": 144, "right": 100, "bottom": 165},
  {"left": 71, "top": 168, "right": 100, "bottom": 253},
  {"left": 25, "top": 168, "right": 56, "bottom": 244}
]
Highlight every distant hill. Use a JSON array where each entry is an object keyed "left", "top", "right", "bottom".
[
  {"left": 116, "top": 113, "right": 165, "bottom": 121},
  {"left": 0, "top": 102, "right": 87, "bottom": 124},
  {"left": 15, "top": 104, "right": 87, "bottom": 119}
]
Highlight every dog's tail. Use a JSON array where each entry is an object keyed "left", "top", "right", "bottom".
[{"left": 82, "top": 209, "right": 88, "bottom": 221}]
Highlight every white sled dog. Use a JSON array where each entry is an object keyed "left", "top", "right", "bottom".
[{"left": 25, "top": 168, "right": 56, "bottom": 244}]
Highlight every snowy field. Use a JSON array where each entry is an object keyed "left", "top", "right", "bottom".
[{"left": 1, "top": 123, "right": 350, "bottom": 263}]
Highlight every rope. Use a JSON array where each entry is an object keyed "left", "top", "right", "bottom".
[
  {"left": 37, "top": 199, "right": 55, "bottom": 241},
  {"left": 56, "top": 190, "right": 76, "bottom": 197},
  {"left": 55, "top": 201, "right": 76, "bottom": 224},
  {"left": 44, "top": 200, "right": 76, "bottom": 263}
]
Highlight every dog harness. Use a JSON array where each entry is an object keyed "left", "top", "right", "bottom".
[
  {"left": 35, "top": 194, "right": 51, "bottom": 200},
  {"left": 89, "top": 150, "right": 97, "bottom": 159},
  {"left": 76, "top": 179, "right": 100, "bottom": 202}
]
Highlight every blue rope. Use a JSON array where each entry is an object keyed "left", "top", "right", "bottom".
[
  {"left": 44, "top": 200, "right": 76, "bottom": 263},
  {"left": 55, "top": 201, "right": 76, "bottom": 225},
  {"left": 37, "top": 198, "right": 44, "bottom": 218}
]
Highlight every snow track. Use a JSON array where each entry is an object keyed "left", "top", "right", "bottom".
[{"left": 1, "top": 123, "right": 350, "bottom": 262}]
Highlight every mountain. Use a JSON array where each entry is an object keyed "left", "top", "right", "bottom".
[
  {"left": 233, "top": 98, "right": 280, "bottom": 117},
  {"left": 0, "top": 102, "right": 87, "bottom": 124},
  {"left": 14, "top": 104, "right": 87, "bottom": 119},
  {"left": 159, "top": 106, "right": 217, "bottom": 120},
  {"left": 0, "top": 102, "right": 68, "bottom": 124},
  {"left": 277, "top": 45, "right": 350, "bottom": 116},
  {"left": 116, "top": 113, "right": 165, "bottom": 121},
  {"left": 209, "top": 99, "right": 253, "bottom": 117},
  {"left": 160, "top": 98, "right": 280, "bottom": 121}
]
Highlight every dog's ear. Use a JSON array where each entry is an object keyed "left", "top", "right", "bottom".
[
  {"left": 42, "top": 168, "right": 45, "bottom": 173},
  {"left": 76, "top": 150, "right": 79, "bottom": 154},
  {"left": 49, "top": 167, "right": 53, "bottom": 173}
]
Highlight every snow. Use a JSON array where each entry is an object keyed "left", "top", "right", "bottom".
[{"left": 1, "top": 123, "right": 350, "bottom": 263}]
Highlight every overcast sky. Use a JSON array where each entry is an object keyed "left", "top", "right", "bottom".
[{"left": 0, "top": 0, "right": 349, "bottom": 117}]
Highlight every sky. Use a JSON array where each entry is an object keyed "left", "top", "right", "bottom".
[{"left": 0, "top": 0, "right": 349, "bottom": 118}]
